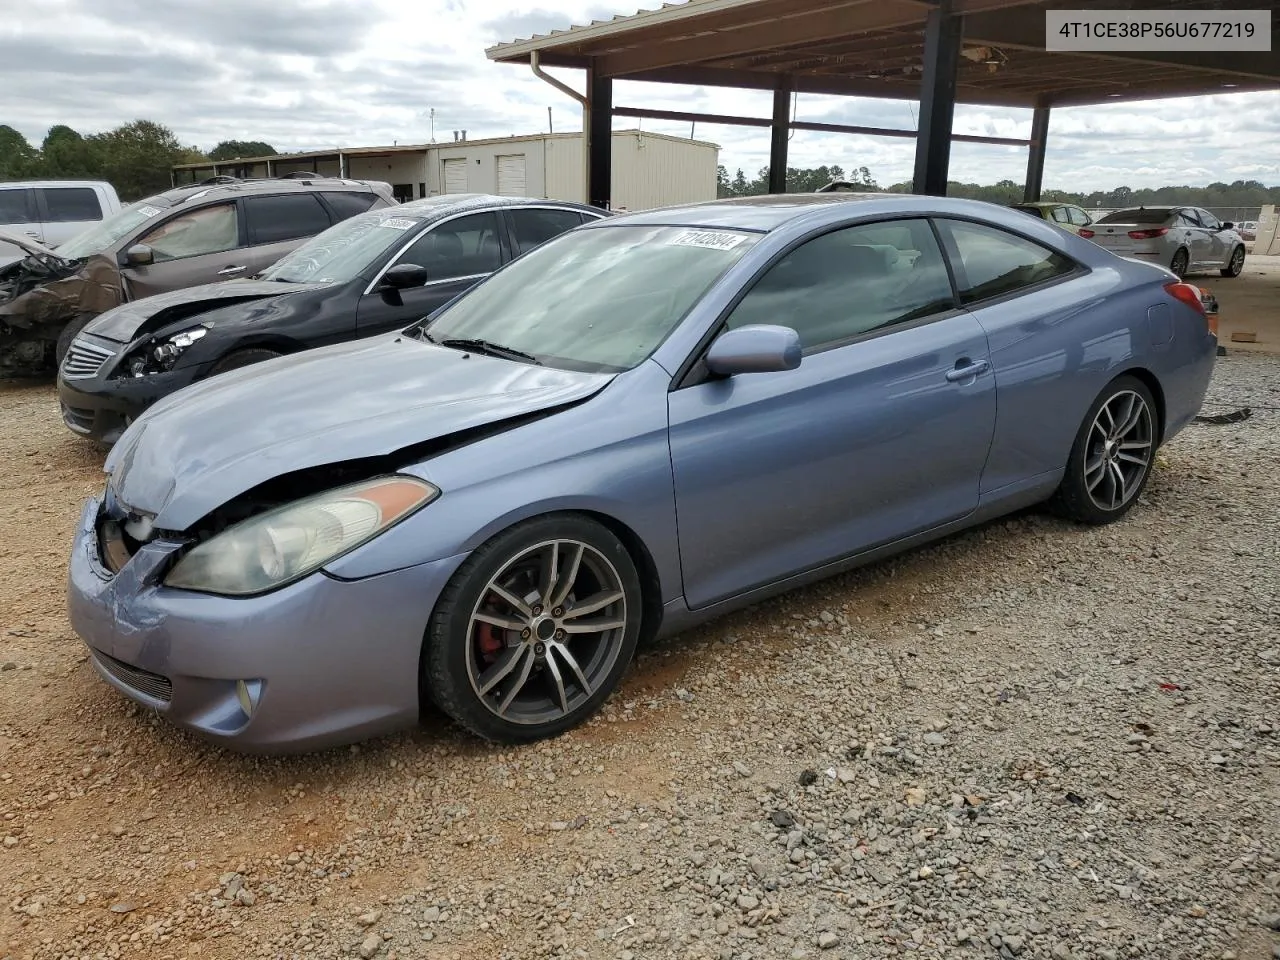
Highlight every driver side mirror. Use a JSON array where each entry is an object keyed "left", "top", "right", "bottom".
[
  {"left": 124, "top": 244, "right": 154, "bottom": 267},
  {"left": 705, "top": 324, "right": 802, "bottom": 377},
  {"left": 379, "top": 263, "right": 429, "bottom": 290},
  {"left": 1221, "top": 222, "right": 1234, "bottom": 231}
]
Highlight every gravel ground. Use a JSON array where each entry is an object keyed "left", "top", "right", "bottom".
[{"left": 1, "top": 354, "right": 1277, "bottom": 960}]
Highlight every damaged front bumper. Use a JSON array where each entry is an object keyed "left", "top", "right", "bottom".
[
  {"left": 58, "top": 332, "right": 209, "bottom": 445},
  {"left": 0, "top": 252, "right": 122, "bottom": 377},
  {"left": 68, "top": 494, "right": 466, "bottom": 753}
]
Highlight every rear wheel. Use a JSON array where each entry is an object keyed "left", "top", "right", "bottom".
[
  {"left": 423, "top": 514, "right": 643, "bottom": 743},
  {"left": 1050, "top": 375, "right": 1157, "bottom": 525},
  {"left": 208, "top": 347, "right": 282, "bottom": 377},
  {"left": 1220, "top": 245, "right": 1245, "bottom": 278},
  {"left": 1170, "top": 248, "right": 1190, "bottom": 279}
]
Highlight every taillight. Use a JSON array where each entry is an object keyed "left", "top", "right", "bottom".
[
  {"left": 1128, "top": 227, "right": 1170, "bottom": 240},
  {"left": 1164, "top": 281, "right": 1217, "bottom": 335},
  {"left": 1078, "top": 228, "right": 1094, "bottom": 238}
]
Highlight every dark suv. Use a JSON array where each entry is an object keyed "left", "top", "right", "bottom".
[{"left": 0, "top": 175, "right": 396, "bottom": 377}]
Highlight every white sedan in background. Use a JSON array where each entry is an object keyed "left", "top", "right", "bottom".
[{"left": 1079, "top": 206, "right": 1247, "bottom": 279}]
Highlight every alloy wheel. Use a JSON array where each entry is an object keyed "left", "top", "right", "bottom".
[
  {"left": 1083, "top": 390, "right": 1154, "bottom": 511},
  {"left": 1229, "top": 247, "right": 1244, "bottom": 275},
  {"left": 465, "top": 539, "right": 628, "bottom": 725}
]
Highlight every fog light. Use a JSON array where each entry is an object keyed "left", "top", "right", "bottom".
[{"left": 235, "top": 679, "right": 261, "bottom": 717}]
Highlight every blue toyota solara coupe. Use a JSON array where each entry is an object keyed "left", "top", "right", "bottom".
[{"left": 67, "top": 193, "right": 1217, "bottom": 753}]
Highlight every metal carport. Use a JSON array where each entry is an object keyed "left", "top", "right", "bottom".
[{"left": 487, "top": 0, "right": 1280, "bottom": 209}]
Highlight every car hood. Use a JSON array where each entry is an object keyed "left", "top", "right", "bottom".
[
  {"left": 0, "top": 228, "right": 62, "bottom": 260},
  {"left": 85, "top": 278, "right": 328, "bottom": 343},
  {"left": 104, "top": 334, "right": 615, "bottom": 530}
]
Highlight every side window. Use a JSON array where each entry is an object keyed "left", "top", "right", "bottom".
[
  {"left": 1068, "top": 206, "right": 1091, "bottom": 226},
  {"left": 1178, "top": 209, "right": 1203, "bottom": 228},
  {"left": 938, "top": 219, "right": 1077, "bottom": 305},
  {"left": 41, "top": 187, "right": 103, "bottom": 222},
  {"left": 508, "top": 208, "right": 584, "bottom": 255},
  {"left": 244, "top": 194, "right": 332, "bottom": 245},
  {"left": 320, "top": 191, "right": 378, "bottom": 222},
  {"left": 0, "top": 188, "right": 36, "bottom": 224},
  {"left": 724, "top": 218, "right": 955, "bottom": 351},
  {"left": 394, "top": 211, "right": 503, "bottom": 281},
  {"left": 1050, "top": 206, "right": 1070, "bottom": 224},
  {"left": 139, "top": 203, "right": 240, "bottom": 262},
  {"left": 1196, "top": 208, "right": 1221, "bottom": 230}
]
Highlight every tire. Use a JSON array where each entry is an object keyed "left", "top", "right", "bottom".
[
  {"left": 1169, "top": 248, "right": 1190, "bottom": 279},
  {"left": 423, "top": 513, "right": 643, "bottom": 743},
  {"left": 1219, "top": 245, "right": 1245, "bottom": 278},
  {"left": 208, "top": 347, "right": 283, "bottom": 377},
  {"left": 1050, "top": 375, "right": 1158, "bottom": 525},
  {"left": 54, "top": 313, "right": 96, "bottom": 369}
]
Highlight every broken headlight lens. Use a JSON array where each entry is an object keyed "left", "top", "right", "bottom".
[
  {"left": 165, "top": 476, "right": 440, "bottom": 596},
  {"left": 124, "top": 326, "right": 209, "bottom": 378}
]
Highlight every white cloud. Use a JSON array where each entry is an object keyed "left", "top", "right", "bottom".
[{"left": 2, "top": 0, "right": 1277, "bottom": 191}]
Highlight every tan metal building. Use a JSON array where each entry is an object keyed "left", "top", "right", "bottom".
[{"left": 172, "top": 129, "right": 720, "bottom": 212}]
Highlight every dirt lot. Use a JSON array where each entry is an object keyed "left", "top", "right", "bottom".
[{"left": 1, "top": 350, "right": 1278, "bottom": 960}]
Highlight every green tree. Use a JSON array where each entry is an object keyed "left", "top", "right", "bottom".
[
  {"left": 40, "top": 125, "right": 101, "bottom": 179},
  {"left": 716, "top": 164, "right": 731, "bottom": 198},
  {"left": 89, "top": 120, "right": 187, "bottom": 200},
  {"left": 0, "top": 125, "right": 40, "bottom": 179},
  {"left": 208, "top": 140, "right": 277, "bottom": 162}
]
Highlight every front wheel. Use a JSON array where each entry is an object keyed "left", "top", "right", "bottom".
[
  {"left": 1220, "top": 245, "right": 1245, "bottom": 278},
  {"left": 423, "top": 514, "right": 643, "bottom": 742},
  {"left": 55, "top": 313, "right": 96, "bottom": 369},
  {"left": 1050, "top": 375, "right": 1157, "bottom": 525},
  {"left": 208, "top": 346, "right": 282, "bottom": 377}
]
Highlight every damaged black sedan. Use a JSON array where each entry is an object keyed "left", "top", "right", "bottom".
[{"left": 58, "top": 195, "right": 605, "bottom": 444}]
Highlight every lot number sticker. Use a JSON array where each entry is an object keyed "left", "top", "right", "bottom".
[
  {"left": 669, "top": 230, "right": 747, "bottom": 251},
  {"left": 137, "top": 206, "right": 162, "bottom": 218},
  {"left": 379, "top": 217, "right": 418, "bottom": 230}
]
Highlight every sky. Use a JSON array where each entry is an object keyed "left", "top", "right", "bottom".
[{"left": 2, "top": 0, "right": 1279, "bottom": 191}]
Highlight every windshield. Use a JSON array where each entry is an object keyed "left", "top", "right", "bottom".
[
  {"left": 260, "top": 213, "right": 424, "bottom": 283},
  {"left": 57, "top": 198, "right": 171, "bottom": 259},
  {"left": 1097, "top": 208, "right": 1174, "bottom": 225},
  {"left": 422, "top": 224, "right": 761, "bottom": 373}
]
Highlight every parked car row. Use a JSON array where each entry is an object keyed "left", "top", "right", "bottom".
[
  {"left": 0, "top": 175, "right": 396, "bottom": 378},
  {"left": 57, "top": 189, "right": 1219, "bottom": 754}
]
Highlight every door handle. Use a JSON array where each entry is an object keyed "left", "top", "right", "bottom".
[
  {"left": 217, "top": 265, "right": 247, "bottom": 276},
  {"left": 945, "top": 359, "right": 990, "bottom": 382}
]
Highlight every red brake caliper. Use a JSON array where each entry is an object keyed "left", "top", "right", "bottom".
[{"left": 476, "top": 611, "right": 505, "bottom": 665}]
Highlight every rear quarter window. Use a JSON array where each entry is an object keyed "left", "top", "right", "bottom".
[
  {"left": 937, "top": 218, "right": 1078, "bottom": 305},
  {"left": 243, "top": 193, "right": 333, "bottom": 245},
  {"left": 320, "top": 191, "right": 380, "bottom": 221}
]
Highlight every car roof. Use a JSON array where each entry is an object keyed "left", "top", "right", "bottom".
[
  {"left": 137, "top": 176, "right": 387, "bottom": 210},
  {"left": 347, "top": 193, "right": 603, "bottom": 225},
  {"left": 593, "top": 192, "right": 1032, "bottom": 232}
]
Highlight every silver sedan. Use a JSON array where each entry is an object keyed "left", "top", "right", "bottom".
[{"left": 1079, "top": 206, "right": 1246, "bottom": 279}]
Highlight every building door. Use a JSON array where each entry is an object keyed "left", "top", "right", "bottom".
[
  {"left": 442, "top": 159, "right": 468, "bottom": 194},
  {"left": 496, "top": 155, "right": 527, "bottom": 197}
]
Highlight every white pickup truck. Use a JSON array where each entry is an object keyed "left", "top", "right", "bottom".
[{"left": 0, "top": 180, "right": 123, "bottom": 268}]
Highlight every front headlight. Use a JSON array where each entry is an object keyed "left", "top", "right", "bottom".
[
  {"left": 120, "top": 325, "right": 209, "bottom": 378},
  {"left": 164, "top": 475, "right": 439, "bottom": 596}
]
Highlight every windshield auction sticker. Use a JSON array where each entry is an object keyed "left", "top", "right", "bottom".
[
  {"left": 669, "top": 230, "right": 748, "bottom": 251},
  {"left": 379, "top": 217, "right": 419, "bottom": 230},
  {"left": 137, "top": 206, "right": 162, "bottom": 217},
  {"left": 1045, "top": 10, "right": 1270, "bottom": 50}
]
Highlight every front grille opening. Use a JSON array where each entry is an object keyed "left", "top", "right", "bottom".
[
  {"left": 62, "top": 341, "right": 115, "bottom": 379},
  {"left": 92, "top": 652, "right": 173, "bottom": 704}
]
